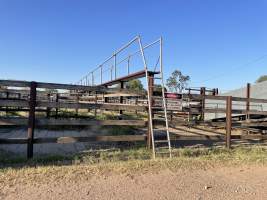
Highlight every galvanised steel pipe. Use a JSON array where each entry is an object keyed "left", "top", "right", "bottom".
[
  {"left": 127, "top": 56, "right": 130, "bottom": 75},
  {"left": 77, "top": 36, "right": 161, "bottom": 84},
  {"left": 100, "top": 65, "right": 103, "bottom": 84},
  {"left": 90, "top": 36, "right": 139, "bottom": 73},
  {"left": 114, "top": 53, "right": 117, "bottom": 79}
]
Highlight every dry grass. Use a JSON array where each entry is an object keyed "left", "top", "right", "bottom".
[{"left": 1, "top": 146, "right": 267, "bottom": 186}]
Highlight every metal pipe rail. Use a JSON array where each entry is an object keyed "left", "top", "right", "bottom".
[{"left": 76, "top": 36, "right": 161, "bottom": 86}]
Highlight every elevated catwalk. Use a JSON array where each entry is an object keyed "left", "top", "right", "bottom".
[{"left": 99, "top": 70, "right": 159, "bottom": 87}]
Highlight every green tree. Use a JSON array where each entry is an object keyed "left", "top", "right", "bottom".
[
  {"left": 153, "top": 84, "right": 167, "bottom": 93},
  {"left": 44, "top": 88, "right": 58, "bottom": 93},
  {"left": 125, "top": 79, "right": 144, "bottom": 91},
  {"left": 256, "top": 75, "right": 267, "bottom": 83},
  {"left": 166, "top": 70, "right": 190, "bottom": 93}
]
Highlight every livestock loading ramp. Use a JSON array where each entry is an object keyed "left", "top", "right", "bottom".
[{"left": 76, "top": 36, "right": 172, "bottom": 158}]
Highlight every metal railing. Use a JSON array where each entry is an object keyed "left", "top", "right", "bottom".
[{"left": 75, "top": 36, "right": 161, "bottom": 86}]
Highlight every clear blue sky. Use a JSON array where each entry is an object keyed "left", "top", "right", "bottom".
[{"left": 1, "top": 0, "right": 267, "bottom": 91}]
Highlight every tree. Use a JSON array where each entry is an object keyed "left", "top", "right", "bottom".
[
  {"left": 153, "top": 84, "right": 167, "bottom": 93},
  {"left": 256, "top": 75, "right": 267, "bottom": 83},
  {"left": 44, "top": 88, "right": 58, "bottom": 94},
  {"left": 166, "top": 70, "right": 190, "bottom": 93},
  {"left": 125, "top": 79, "right": 144, "bottom": 91}
]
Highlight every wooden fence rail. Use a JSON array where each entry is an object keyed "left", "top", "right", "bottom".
[
  {"left": 1, "top": 80, "right": 267, "bottom": 158},
  {"left": 2, "top": 134, "right": 267, "bottom": 145},
  {"left": 0, "top": 80, "right": 150, "bottom": 158},
  {"left": 0, "top": 118, "right": 147, "bottom": 126}
]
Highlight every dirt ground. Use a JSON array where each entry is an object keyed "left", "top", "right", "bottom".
[{"left": 1, "top": 165, "right": 267, "bottom": 200}]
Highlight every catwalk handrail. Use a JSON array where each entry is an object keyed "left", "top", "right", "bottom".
[{"left": 77, "top": 36, "right": 161, "bottom": 85}]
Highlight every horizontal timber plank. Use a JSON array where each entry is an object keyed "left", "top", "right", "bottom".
[
  {"left": 0, "top": 108, "right": 46, "bottom": 112},
  {"left": 246, "top": 111, "right": 267, "bottom": 115},
  {"left": 204, "top": 108, "right": 267, "bottom": 115},
  {"left": 37, "top": 101, "right": 146, "bottom": 111},
  {"left": 4, "top": 134, "right": 267, "bottom": 145},
  {"left": 241, "top": 135, "right": 267, "bottom": 140},
  {"left": 0, "top": 80, "right": 30, "bottom": 88},
  {"left": 232, "top": 97, "right": 267, "bottom": 103},
  {"left": 0, "top": 80, "right": 106, "bottom": 91},
  {"left": 241, "top": 122, "right": 267, "bottom": 127},
  {"left": 170, "top": 135, "right": 226, "bottom": 140},
  {"left": 37, "top": 82, "right": 105, "bottom": 91},
  {"left": 0, "top": 117, "right": 27, "bottom": 125},
  {"left": 198, "top": 121, "right": 241, "bottom": 127},
  {"left": 38, "top": 119, "right": 146, "bottom": 126},
  {"left": 0, "top": 135, "right": 146, "bottom": 144},
  {"left": 187, "top": 94, "right": 227, "bottom": 101},
  {"left": 188, "top": 94, "right": 267, "bottom": 104},
  {"left": 0, "top": 118, "right": 146, "bottom": 126},
  {"left": 244, "top": 118, "right": 267, "bottom": 123},
  {"left": 0, "top": 99, "right": 28, "bottom": 107},
  {"left": 0, "top": 138, "right": 28, "bottom": 144},
  {"left": 0, "top": 80, "right": 148, "bottom": 95},
  {"left": 0, "top": 99, "right": 147, "bottom": 111},
  {"left": 105, "top": 88, "right": 146, "bottom": 96},
  {"left": 35, "top": 135, "right": 146, "bottom": 143}
]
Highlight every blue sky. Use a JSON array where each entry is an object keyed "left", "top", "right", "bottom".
[{"left": 0, "top": 0, "right": 267, "bottom": 91}]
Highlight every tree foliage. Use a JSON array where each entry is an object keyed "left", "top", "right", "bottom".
[
  {"left": 166, "top": 70, "right": 190, "bottom": 93},
  {"left": 153, "top": 84, "right": 167, "bottom": 92},
  {"left": 256, "top": 75, "right": 267, "bottom": 83},
  {"left": 44, "top": 88, "right": 58, "bottom": 94},
  {"left": 125, "top": 79, "right": 144, "bottom": 91}
]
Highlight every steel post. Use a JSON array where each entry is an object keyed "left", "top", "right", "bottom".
[
  {"left": 114, "top": 54, "right": 117, "bottom": 79},
  {"left": 127, "top": 56, "right": 130, "bottom": 75},
  {"left": 110, "top": 67, "right": 113, "bottom": 81},
  {"left": 100, "top": 65, "right": 103, "bottom": 84}
]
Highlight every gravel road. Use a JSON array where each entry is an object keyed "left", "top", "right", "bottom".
[{"left": 1, "top": 165, "right": 267, "bottom": 200}]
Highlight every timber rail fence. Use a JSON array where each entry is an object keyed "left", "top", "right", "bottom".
[
  {"left": 187, "top": 92, "right": 267, "bottom": 147},
  {"left": 1, "top": 80, "right": 267, "bottom": 159},
  {"left": 0, "top": 80, "right": 148, "bottom": 158}
]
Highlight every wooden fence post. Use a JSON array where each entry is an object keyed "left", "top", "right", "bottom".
[
  {"left": 246, "top": 83, "right": 251, "bottom": 134},
  {"left": 135, "top": 98, "right": 138, "bottom": 115},
  {"left": 27, "top": 81, "right": 37, "bottom": 159},
  {"left": 147, "top": 74, "right": 154, "bottom": 149},
  {"left": 104, "top": 85, "right": 108, "bottom": 104},
  {"left": 55, "top": 93, "right": 59, "bottom": 119},
  {"left": 94, "top": 92, "right": 97, "bottom": 117},
  {"left": 212, "top": 88, "right": 219, "bottom": 96},
  {"left": 46, "top": 93, "right": 51, "bottom": 118},
  {"left": 5, "top": 91, "right": 9, "bottom": 116},
  {"left": 119, "top": 81, "right": 124, "bottom": 118},
  {"left": 246, "top": 83, "right": 250, "bottom": 119},
  {"left": 200, "top": 87, "right": 206, "bottom": 121},
  {"left": 226, "top": 96, "right": 232, "bottom": 149},
  {"left": 18, "top": 93, "right": 21, "bottom": 110},
  {"left": 75, "top": 93, "right": 79, "bottom": 117}
]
